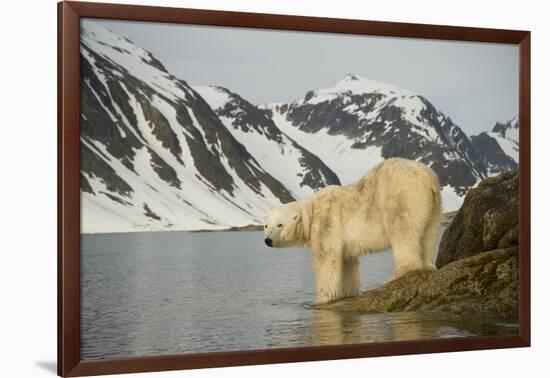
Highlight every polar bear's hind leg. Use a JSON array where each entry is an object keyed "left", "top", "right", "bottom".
[
  {"left": 388, "top": 216, "right": 425, "bottom": 280},
  {"left": 390, "top": 239, "right": 424, "bottom": 280},
  {"left": 342, "top": 257, "right": 360, "bottom": 298},
  {"left": 421, "top": 214, "right": 439, "bottom": 271}
]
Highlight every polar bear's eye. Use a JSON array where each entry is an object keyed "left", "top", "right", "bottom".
[
  {"left": 264, "top": 225, "right": 267, "bottom": 228},
  {"left": 277, "top": 224, "right": 283, "bottom": 228}
]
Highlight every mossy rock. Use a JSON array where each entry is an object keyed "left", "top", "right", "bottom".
[
  {"left": 436, "top": 170, "right": 519, "bottom": 268},
  {"left": 323, "top": 247, "right": 518, "bottom": 321}
]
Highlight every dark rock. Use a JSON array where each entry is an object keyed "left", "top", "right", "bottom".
[
  {"left": 470, "top": 132, "right": 517, "bottom": 176},
  {"left": 436, "top": 169, "right": 519, "bottom": 267},
  {"left": 136, "top": 92, "right": 183, "bottom": 163},
  {"left": 80, "top": 172, "right": 94, "bottom": 194},
  {"left": 324, "top": 247, "right": 518, "bottom": 321},
  {"left": 143, "top": 204, "right": 161, "bottom": 220},
  {"left": 492, "top": 118, "right": 519, "bottom": 138},
  {"left": 100, "top": 191, "right": 132, "bottom": 206},
  {"left": 142, "top": 53, "right": 168, "bottom": 73},
  {"left": 80, "top": 142, "right": 133, "bottom": 197},
  {"left": 148, "top": 150, "right": 182, "bottom": 189},
  {"left": 497, "top": 224, "right": 519, "bottom": 249}
]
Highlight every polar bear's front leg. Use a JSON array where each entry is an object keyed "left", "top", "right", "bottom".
[{"left": 311, "top": 252, "right": 345, "bottom": 304}]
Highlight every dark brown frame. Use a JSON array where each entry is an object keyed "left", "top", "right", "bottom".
[{"left": 58, "top": 1, "right": 531, "bottom": 376}]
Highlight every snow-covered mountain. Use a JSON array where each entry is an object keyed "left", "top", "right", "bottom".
[
  {"left": 263, "top": 74, "right": 492, "bottom": 210},
  {"left": 80, "top": 21, "right": 322, "bottom": 233},
  {"left": 492, "top": 116, "right": 519, "bottom": 143},
  {"left": 470, "top": 117, "right": 519, "bottom": 175},
  {"left": 194, "top": 86, "right": 340, "bottom": 199},
  {"left": 80, "top": 21, "right": 519, "bottom": 233}
]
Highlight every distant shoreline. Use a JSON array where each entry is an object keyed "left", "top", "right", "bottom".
[
  {"left": 81, "top": 224, "right": 264, "bottom": 236},
  {"left": 81, "top": 213, "right": 456, "bottom": 236},
  {"left": 190, "top": 224, "right": 264, "bottom": 233}
]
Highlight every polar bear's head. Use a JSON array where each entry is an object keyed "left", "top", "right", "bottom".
[{"left": 264, "top": 203, "right": 302, "bottom": 248}]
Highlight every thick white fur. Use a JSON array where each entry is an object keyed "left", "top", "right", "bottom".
[{"left": 264, "top": 158, "right": 442, "bottom": 304}]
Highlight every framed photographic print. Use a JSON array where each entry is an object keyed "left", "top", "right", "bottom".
[{"left": 58, "top": 1, "right": 531, "bottom": 376}]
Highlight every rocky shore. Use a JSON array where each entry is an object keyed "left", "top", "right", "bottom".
[
  {"left": 190, "top": 224, "right": 264, "bottom": 232},
  {"left": 323, "top": 170, "right": 519, "bottom": 322}
]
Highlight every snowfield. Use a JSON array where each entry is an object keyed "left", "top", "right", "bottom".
[{"left": 270, "top": 108, "right": 385, "bottom": 185}]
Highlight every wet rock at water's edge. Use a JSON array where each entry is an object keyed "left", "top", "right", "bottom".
[{"left": 323, "top": 170, "right": 520, "bottom": 322}]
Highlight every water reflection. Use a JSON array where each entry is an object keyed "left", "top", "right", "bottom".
[
  {"left": 304, "top": 309, "right": 517, "bottom": 347},
  {"left": 308, "top": 310, "right": 446, "bottom": 346},
  {"left": 311, "top": 310, "right": 362, "bottom": 345}
]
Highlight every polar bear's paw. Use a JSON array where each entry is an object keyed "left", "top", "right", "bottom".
[{"left": 390, "top": 263, "right": 436, "bottom": 281}]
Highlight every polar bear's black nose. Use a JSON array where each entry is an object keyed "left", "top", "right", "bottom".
[{"left": 264, "top": 238, "right": 273, "bottom": 247}]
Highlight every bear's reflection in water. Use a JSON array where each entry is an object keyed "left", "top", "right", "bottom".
[
  {"left": 264, "top": 310, "right": 482, "bottom": 348},
  {"left": 310, "top": 310, "right": 445, "bottom": 345}
]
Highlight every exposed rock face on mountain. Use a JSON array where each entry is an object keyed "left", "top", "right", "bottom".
[
  {"left": 470, "top": 117, "right": 519, "bottom": 176},
  {"left": 264, "top": 74, "right": 490, "bottom": 210},
  {"left": 194, "top": 86, "right": 340, "bottom": 198},
  {"left": 470, "top": 133, "right": 517, "bottom": 176},
  {"left": 323, "top": 170, "right": 519, "bottom": 322},
  {"left": 493, "top": 117, "right": 520, "bottom": 146},
  {"left": 81, "top": 21, "right": 301, "bottom": 232}
]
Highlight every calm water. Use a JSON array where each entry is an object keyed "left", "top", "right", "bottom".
[{"left": 81, "top": 230, "right": 516, "bottom": 360}]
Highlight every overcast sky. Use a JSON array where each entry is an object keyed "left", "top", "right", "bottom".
[{"left": 91, "top": 19, "right": 518, "bottom": 136}]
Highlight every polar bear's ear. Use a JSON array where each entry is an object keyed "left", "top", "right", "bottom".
[{"left": 293, "top": 212, "right": 301, "bottom": 221}]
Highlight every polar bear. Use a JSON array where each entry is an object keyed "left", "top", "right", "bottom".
[{"left": 263, "top": 158, "right": 442, "bottom": 304}]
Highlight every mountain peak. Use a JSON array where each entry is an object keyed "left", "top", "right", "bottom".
[
  {"left": 81, "top": 21, "right": 168, "bottom": 72},
  {"left": 80, "top": 20, "right": 197, "bottom": 105},
  {"left": 341, "top": 73, "right": 360, "bottom": 82},
  {"left": 333, "top": 74, "right": 412, "bottom": 96},
  {"left": 491, "top": 116, "right": 519, "bottom": 142},
  {"left": 295, "top": 74, "right": 417, "bottom": 108},
  {"left": 194, "top": 85, "right": 234, "bottom": 111}
]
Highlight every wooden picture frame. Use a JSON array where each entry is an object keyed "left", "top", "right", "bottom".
[{"left": 58, "top": 1, "right": 531, "bottom": 376}]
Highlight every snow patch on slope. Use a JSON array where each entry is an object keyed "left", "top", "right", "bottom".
[
  {"left": 271, "top": 107, "right": 384, "bottom": 185},
  {"left": 195, "top": 85, "right": 335, "bottom": 199}
]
